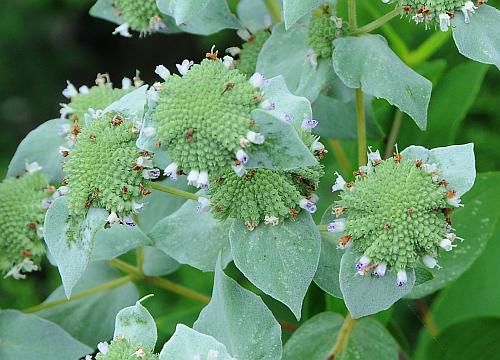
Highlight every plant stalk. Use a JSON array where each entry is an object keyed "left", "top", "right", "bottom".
[
  {"left": 355, "top": 88, "right": 367, "bottom": 166},
  {"left": 348, "top": 0, "right": 358, "bottom": 31},
  {"left": 327, "top": 314, "right": 356, "bottom": 359},
  {"left": 146, "top": 276, "right": 211, "bottom": 305},
  {"left": 353, "top": 8, "right": 400, "bottom": 35},
  {"left": 329, "top": 140, "right": 352, "bottom": 176},
  {"left": 384, "top": 110, "right": 403, "bottom": 159},
  {"left": 149, "top": 182, "right": 199, "bottom": 201},
  {"left": 263, "top": 0, "right": 282, "bottom": 23}
]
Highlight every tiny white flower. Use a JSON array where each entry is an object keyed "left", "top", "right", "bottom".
[
  {"left": 310, "top": 193, "right": 319, "bottom": 203},
  {"left": 133, "top": 348, "right": 146, "bottom": 358},
  {"left": 112, "top": 23, "right": 132, "bottom": 37},
  {"left": 249, "top": 73, "right": 268, "bottom": 88},
  {"left": 133, "top": 201, "right": 145, "bottom": 213},
  {"left": 412, "top": 13, "right": 424, "bottom": 24},
  {"left": 226, "top": 46, "right": 241, "bottom": 56},
  {"left": 373, "top": 262, "right": 387, "bottom": 277},
  {"left": 281, "top": 112, "right": 294, "bottom": 122},
  {"left": 59, "top": 103, "right": 74, "bottom": 119},
  {"left": 4, "top": 264, "right": 25, "bottom": 280},
  {"left": 97, "top": 341, "right": 110, "bottom": 355},
  {"left": 107, "top": 212, "right": 120, "bottom": 225},
  {"left": 142, "top": 168, "right": 161, "bottom": 180},
  {"left": 396, "top": 270, "right": 408, "bottom": 287},
  {"left": 264, "top": 215, "right": 279, "bottom": 226},
  {"left": 88, "top": 108, "right": 103, "bottom": 119},
  {"left": 197, "top": 170, "right": 210, "bottom": 189},
  {"left": 223, "top": 55, "right": 235, "bottom": 69},
  {"left": 54, "top": 186, "right": 69, "bottom": 198},
  {"left": 331, "top": 172, "right": 346, "bottom": 192},
  {"left": 301, "top": 118, "right": 318, "bottom": 130},
  {"left": 136, "top": 156, "right": 153, "bottom": 168},
  {"left": 260, "top": 99, "right": 275, "bottom": 110},
  {"left": 176, "top": 59, "right": 194, "bottom": 76},
  {"left": 439, "top": 238, "right": 456, "bottom": 251},
  {"left": 327, "top": 219, "right": 346, "bottom": 233},
  {"left": 150, "top": 15, "right": 167, "bottom": 32},
  {"left": 164, "top": 163, "right": 178, "bottom": 180},
  {"left": 25, "top": 161, "right": 43, "bottom": 174},
  {"left": 197, "top": 196, "right": 211, "bottom": 212},
  {"left": 447, "top": 190, "right": 463, "bottom": 207},
  {"left": 79, "top": 85, "right": 90, "bottom": 94},
  {"left": 299, "top": 198, "right": 317, "bottom": 213},
  {"left": 122, "top": 77, "right": 132, "bottom": 89},
  {"left": 264, "top": 13, "right": 273, "bottom": 28},
  {"left": 246, "top": 131, "right": 265, "bottom": 144},
  {"left": 422, "top": 255, "right": 441, "bottom": 269},
  {"left": 237, "top": 28, "right": 251, "bottom": 41},
  {"left": 146, "top": 87, "right": 159, "bottom": 102},
  {"left": 57, "top": 123, "right": 71, "bottom": 136},
  {"left": 187, "top": 169, "right": 200, "bottom": 186},
  {"left": 446, "top": 233, "right": 464, "bottom": 242},
  {"left": 36, "top": 226, "right": 44, "bottom": 238},
  {"left": 85, "top": 355, "right": 93, "bottom": 360},
  {"left": 42, "top": 199, "right": 53, "bottom": 209},
  {"left": 155, "top": 65, "right": 171, "bottom": 80},
  {"left": 306, "top": 48, "right": 318, "bottom": 68},
  {"left": 461, "top": 1, "right": 478, "bottom": 23},
  {"left": 439, "top": 13, "right": 451, "bottom": 32},
  {"left": 367, "top": 147, "right": 381, "bottom": 164},
  {"left": 355, "top": 255, "right": 371, "bottom": 271},
  {"left": 231, "top": 163, "right": 245, "bottom": 177},
  {"left": 311, "top": 139, "right": 325, "bottom": 152},
  {"left": 62, "top": 81, "right": 78, "bottom": 99},
  {"left": 236, "top": 149, "right": 249, "bottom": 164}
]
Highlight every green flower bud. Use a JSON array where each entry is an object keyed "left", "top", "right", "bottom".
[
  {"left": 208, "top": 165, "right": 323, "bottom": 230},
  {"left": 95, "top": 338, "right": 158, "bottom": 360},
  {"left": 113, "top": 0, "right": 166, "bottom": 36},
  {"left": 0, "top": 166, "right": 50, "bottom": 279},
  {"left": 64, "top": 112, "right": 154, "bottom": 220},
  {"left": 237, "top": 30, "right": 271, "bottom": 77},
  {"left": 61, "top": 74, "right": 133, "bottom": 123},
  {"left": 395, "top": 0, "right": 483, "bottom": 32},
  {"left": 308, "top": 4, "right": 343, "bottom": 59},
  {"left": 154, "top": 58, "right": 265, "bottom": 179},
  {"left": 331, "top": 151, "right": 461, "bottom": 282}
]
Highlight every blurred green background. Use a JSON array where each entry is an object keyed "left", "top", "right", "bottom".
[{"left": 0, "top": 0, "right": 499, "bottom": 358}]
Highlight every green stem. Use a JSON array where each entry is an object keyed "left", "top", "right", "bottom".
[
  {"left": 146, "top": 276, "right": 211, "bottom": 305},
  {"left": 263, "top": 0, "right": 282, "bottom": 23},
  {"left": 134, "top": 214, "right": 144, "bottom": 274},
  {"left": 317, "top": 224, "right": 328, "bottom": 232},
  {"left": 109, "top": 258, "right": 143, "bottom": 277},
  {"left": 329, "top": 140, "right": 352, "bottom": 176},
  {"left": 406, "top": 31, "right": 451, "bottom": 66},
  {"left": 150, "top": 182, "right": 199, "bottom": 201},
  {"left": 353, "top": 8, "right": 400, "bottom": 35},
  {"left": 327, "top": 314, "right": 356, "bottom": 359},
  {"left": 23, "top": 275, "right": 133, "bottom": 313},
  {"left": 355, "top": 88, "right": 367, "bottom": 166},
  {"left": 384, "top": 110, "right": 403, "bottom": 159},
  {"left": 348, "top": 0, "right": 358, "bottom": 31}
]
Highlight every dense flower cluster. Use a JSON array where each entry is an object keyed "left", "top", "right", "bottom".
[
  {"left": 329, "top": 149, "right": 463, "bottom": 286},
  {"left": 90, "top": 338, "right": 158, "bottom": 360},
  {"left": 308, "top": 4, "right": 343, "bottom": 62},
  {"left": 227, "top": 29, "right": 272, "bottom": 77},
  {"left": 112, "top": 0, "right": 166, "bottom": 37},
  {"left": 0, "top": 163, "right": 52, "bottom": 279}
]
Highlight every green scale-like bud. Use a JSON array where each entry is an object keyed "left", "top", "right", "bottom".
[
  {"left": 208, "top": 165, "right": 323, "bottom": 230},
  {"left": 64, "top": 112, "right": 155, "bottom": 220},
  {"left": 237, "top": 30, "right": 271, "bottom": 77},
  {"left": 0, "top": 167, "right": 50, "bottom": 279},
  {"left": 330, "top": 151, "right": 461, "bottom": 285},
  {"left": 155, "top": 58, "right": 265, "bottom": 179},
  {"left": 61, "top": 74, "right": 133, "bottom": 123},
  {"left": 396, "top": 0, "right": 483, "bottom": 31},
  {"left": 95, "top": 338, "right": 158, "bottom": 360},
  {"left": 113, "top": 0, "right": 165, "bottom": 35},
  {"left": 308, "top": 4, "right": 342, "bottom": 59}
]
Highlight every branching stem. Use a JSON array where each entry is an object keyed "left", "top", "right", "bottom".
[
  {"left": 150, "top": 182, "right": 199, "bottom": 201},
  {"left": 353, "top": 8, "right": 400, "bottom": 35},
  {"left": 348, "top": 0, "right": 358, "bottom": 31},
  {"left": 384, "top": 110, "right": 403, "bottom": 159}
]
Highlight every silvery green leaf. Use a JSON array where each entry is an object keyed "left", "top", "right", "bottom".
[
  {"left": 257, "top": 23, "right": 330, "bottom": 102},
  {"left": 452, "top": 5, "right": 500, "bottom": 70},
  {"left": 283, "top": 0, "right": 321, "bottom": 29},
  {"left": 313, "top": 207, "right": 343, "bottom": 299},
  {"left": 0, "top": 310, "right": 92, "bottom": 360},
  {"left": 159, "top": 324, "right": 234, "bottom": 360},
  {"left": 157, "top": 0, "right": 241, "bottom": 35},
  {"left": 237, "top": 0, "right": 269, "bottom": 32},
  {"left": 401, "top": 143, "right": 476, "bottom": 197},
  {"left": 44, "top": 196, "right": 108, "bottom": 297},
  {"left": 283, "top": 312, "right": 344, "bottom": 360},
  {"left": 230, "top": 212, "right": 321, "bottom": 319},
  {"left": 155, "top": 0, "right": 210, "bottom": 25},
  {"left": 142, "top": 246, "right": 180, "bottom": 276},
  {"left": 339, "top": 248, "right": 415, "bottom": 319},
  {"left": 36, "top": 262, "right": 139, "bottom": 347},
  {"left": 114, "top": 295, "right": 157, "bottom": 351},
  {"left": 150, "top": 199, "right": 233, "bottom": 272},
  {"left": 7, "top": 118, "right": 71, "bottom": 183},
  {"left": 247, "top": 109, "right": 317, "bottom": 170},
  {"left": 103, "top": 85, "right": 148, "bottom": 121},
  {"left": 193, "top": 258, "right": 282, "bottom": 360},
  {"left": 332, "top": 34, "right": 432, "bottom": 130},
  {"left": 91, "top": 224, "right": 152, "bottom": 261}
]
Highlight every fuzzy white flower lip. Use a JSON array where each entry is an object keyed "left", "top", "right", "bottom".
[
  {"left": 327, "top": 219, "right": 345, "bottom": 233},
  {"left": 299, "top": 198, "right": 317, "bottom": 213},
  {"left": 236, "top": 149, "right": 249, "bottom": 164},
  {"left": 62, "top": 81, "right": 78, "bottom": 99},
  {"left": 237, "top": 28, "right": 251, "bottom": 41},
  {"left": 122, "top": 77, "right": 132, "bottom": 89},
  {"left": 187, "top": 169, "right": 200, "bottom": 186},
  {"left": 231, "top": 163, "right": 245, "bottom": 177},
  {"left": 113, "top": 23, "right": 132, "bottom": 37},
  {"left": 164, "top": 163, "right": 178, "bottom": 181},
  {"left": 461, "top": 1, "right": 478, "bottom": 23},
  {"left": 197, "top": 171, "right": 210, "bottom": 189},
  {"left": 197, "top": 196, "right": 211, "bottom": 212},
  {"left": 331, "top": 172, "right": 346, "bottom": 192},
  {"left": 176, "top": 59, "right": 194, "bottom": 76},
  {"left": 439, "top": 13, "right": 451, "bottom": 32},
  {"left": 226, "top": 46, "right": 241, "bottom": 56},
  {"left": 97, "top": 341, "right": 109, "bottom": 355},
  {"left": 301, "top": 118, "right": 318, "bottom": 130},
  {"left": 373, "top": 262, "right": 387, "bottom": 277},
  {"left": 222, "top": 55, "right": 234, "bottom": 69},
  {"left": 249, "top": 73, "right": 268, "bottom": 88},
  {"left": 396, "top": 270, "right": 408, "bottom": 287},
  {"left": 355, "top": 255, "right": 371, "bottom": 271},
  {"left": 264, "top": 214, "right": 279, "bottom": 226},
  {"left": 25, "top": 161, "right": 43, "bottom": 175},
  {"left": 155, "top": 64, "right": 171, "bottom": 80}
]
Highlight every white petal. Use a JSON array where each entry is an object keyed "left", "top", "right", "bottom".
[{"left": 112, "top": 23, "right": 132, "bottom": 37}]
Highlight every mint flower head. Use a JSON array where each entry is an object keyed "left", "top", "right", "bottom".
[
  {"left": 62, "top": 111, "right": 155, "bottom": 225},
  {"left": 152, "top": 53, "right": 270, "bottom": 186},
  {"left": 308, "top": 4, "right": 343, "bottom": 61},
  {"left": 390, "top": 0, "right": 484, "bottom": 31},
  {"left": 93, "top": 338, "right": 158, "bottom": 360},
  {"left": 329, "top": 147, "right": 470, "bottom": 286},
  {"left": 0, "top": 163, "right": 52, "bottom": 279},
  {"left": 227, "top": 29, "right": 272, "bottom": 77},
  {"left": 112, "top": 0, "right": 166, "bottom": 37},
  {"left": 60, "top": 73, "right": 136, "bottom": 123}
]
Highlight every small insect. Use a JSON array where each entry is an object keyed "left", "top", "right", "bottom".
[
  {"left": 111, "top": 115, "right": 123, "bottom": 126},
  {"left": 339, "top": 234, "right": 352, "bottom": 247},
  {"left": 289, "top": 208, "right": 299, "bottom": 219},
  {"left": 415, "top": 159, "right": 423, "bottom": 168},
  {"left": 221, "top": 83, "right": 235, "bottom": 95},
  {"left": 89, "top": 134, "right": 96, "bottom": 142},
  {"left": 60, "top": 149, "right": 69, "bottom": 157},
  {"left": 21, "top": 249, "right": 32, "bottom": 257},
  {"left": 27, "top": 222, "right": 37, "bottom": 230},
  {"left": 403, "top": 4, "right": 412, "bottom": 13},
  {"left": 185, "top": 128, "right": 196, "bottom": 142},
  {"left": 438, "top": 179, "right": 449, "bottom": 187}
]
